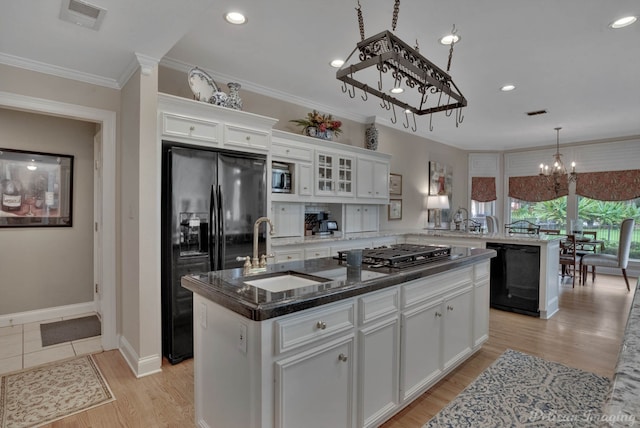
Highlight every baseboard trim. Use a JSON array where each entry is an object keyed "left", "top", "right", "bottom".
[
  {"left": 118, "top": 335, "right": 163, "bottom": 378},
  {"left": 0, "top": 301, "right": 96, "bottom": 328}
]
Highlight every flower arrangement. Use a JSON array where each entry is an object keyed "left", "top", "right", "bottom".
[{"left": 290, "top": 110, "right": 342, "bottom": 137}]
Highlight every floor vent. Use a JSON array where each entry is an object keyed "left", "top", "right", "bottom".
[
  {"left": 526, "top": 109, "right": 548, "bottom": 116},
  {"left": 59, "top": 0, "right": 106, "bottom": 31}
]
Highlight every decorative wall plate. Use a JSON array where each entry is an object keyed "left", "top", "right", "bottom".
[{"left": 188, "top": 67, "right": 218, "bottom": 102}]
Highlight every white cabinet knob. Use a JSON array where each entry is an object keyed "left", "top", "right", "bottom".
[
  {"left": 338, "top": 353, "right": 348, "bottom": 362},
  {"left": 435, "top": 312, "right": 442, "bottom": 317},
  {"left": 447, "top": 305, "right": 454, "bottom": 311},
  {"left": 316, "top": 321, "right": 327, "bottom": 330}
]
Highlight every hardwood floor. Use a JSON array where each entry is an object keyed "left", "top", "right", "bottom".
[{"left": 42, "top": 274, "right": 636, "bottom": 428}]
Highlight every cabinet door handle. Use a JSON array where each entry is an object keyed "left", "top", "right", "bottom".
[
  {"left": 245, "top": 136, "right": 251, "bottom": 141},
  {"left": 338, "top": 353, "right": 348, "bottom": 362},
  {"left": 189, "top": 126, "right": 195, "bottom": 131},
  {"left": 316, "top": 321, "right": 327, "bottom": 330},
  {"left": 435, "top": 312, "right": 442, "bottom": 317},
  {"left": 447, "top": 305, "right": 454, "bottom": 311}
]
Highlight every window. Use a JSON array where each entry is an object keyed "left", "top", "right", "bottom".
[
  {"left": 576, "top": 197, "right": 640, "bottom": 258},
  {"left": 471, "top": 200, "right": 495, "bottom": 229},
  {"left": 508, "top": 196, "right": 567, "bottom": 230}
]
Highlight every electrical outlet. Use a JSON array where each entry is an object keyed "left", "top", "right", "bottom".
[
  {"left": 200, "top": 302, "right": 207, "bottom": 329},
  {"left": 238, "top": 323, "right": 247, "bottom": 353}
]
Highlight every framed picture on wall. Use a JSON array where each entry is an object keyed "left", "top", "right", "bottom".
[
  {"left": 0, "top": 148, "right": 74, "bottom": 227},
  {"left": 389, "top": 173, "right": 402, "bottom": 195},
  {"left": 388, "top": 199, "right": 402, "bottom": 220},
  {"left": 428, "top": 161, "right": 453, "bottom": 223}
]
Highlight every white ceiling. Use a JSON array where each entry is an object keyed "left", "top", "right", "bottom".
[{"left": 1, "top": 0, "right": 638, "bottom": 151}]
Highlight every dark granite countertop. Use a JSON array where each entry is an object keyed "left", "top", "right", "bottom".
[{"left": 181, "top": 247, "right": 495, "bottom": 321}]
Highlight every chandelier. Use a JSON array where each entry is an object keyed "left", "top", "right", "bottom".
[
  {"left": 335, "top": 0, "right": 467, "bottom": 132},
  {"left": 538, "top": 127, "right": 577, "bottom": 195}
]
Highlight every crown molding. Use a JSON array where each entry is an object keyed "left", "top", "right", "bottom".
[
  {"left": 160, "top": 57, "right": 369, "bottom": 125},
  {"left": 0, "top": 52, "right": 120, "bottom": 89},
  {"left": 118, "top": 53, "right": 160, "bottom": 87}
]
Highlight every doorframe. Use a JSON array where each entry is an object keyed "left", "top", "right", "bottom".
[{"left": 0, "top": 91, "right": 117, "bottom": 350}]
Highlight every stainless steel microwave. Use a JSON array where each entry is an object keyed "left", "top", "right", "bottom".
[{"left": 272, "top": 162, "right": 291, "bottom": 193}]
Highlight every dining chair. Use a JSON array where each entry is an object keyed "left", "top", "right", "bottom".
[
  {"left": 581, "top": 218, "right": 635, "bottom": 291},
  {"left": 486, "top": 216, "right": 498, "bottom": 233},
  {"left": 559, "top": 234, "right": 579, "bottom": 287}
]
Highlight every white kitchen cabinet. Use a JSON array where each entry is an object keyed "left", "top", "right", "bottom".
[
  {"left": 316, "top": 152, "right": 354, "bottom": 197},
  {"left": 224, "top": 123, "right": 270, "bottom": 151},
  {"left": 275, "top": 335, "right": 355, "bottom": 428},
  {"left": 357, "top": 288, "right": 400, "bottom": 428},
  {"left": 345, "top": 204, "right": 379, "bottom": 233},
  {"left": 400, "top": 299, "right": 443, "bottom": 401},
  {"left": 356, "top": 158, "right": 390, "bottom": 200},
  {"left": 304, "top": 246, "right": 331, "bottom": 260},
  {"left": 442, "top": 287, "right": 473, "bottom": 370},
  {"left": 473, "top": 262, "right": 490, "bottom": 347},
  {"left": 273, "top": 248, "right": 304, "bottom": 263},
  {"left": 298, "top": 163, "right": 312, "bottom": 196},
  {"left": 162, "top": 113, "right": 221, "bottom": 145},
  {"left": 272, "top": 202, "right": 303, "bottom": 238}
]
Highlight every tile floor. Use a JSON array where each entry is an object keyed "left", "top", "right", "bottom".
[{"left": 0, "top": 312, "right": 103, "bottom": 375}]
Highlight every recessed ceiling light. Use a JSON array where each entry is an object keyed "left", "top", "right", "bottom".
[
  {"left": 439, "top": 34, "right": 460, "bottom": 45},
  {"left": 330, "top": 59, "right": 344, "bottom": 68},
  {"left": 225, "top": 12, "right": 246, "bottom": 25},
  {"left": 500, "top": 84, "right": 516, "bottom": 92},
  {"left": 609, "top": 16, "right": 637, "bottom": 28},
  {"left": 390, "top": 87, "right": 404, "bottom": 94}
]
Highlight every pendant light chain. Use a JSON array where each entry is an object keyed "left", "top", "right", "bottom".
[
  {"left": 356, "top": 1, "right": 365, "bottom": 41},
  {"left": 392, "top": 0, "right": 400, "bottom": 31}
]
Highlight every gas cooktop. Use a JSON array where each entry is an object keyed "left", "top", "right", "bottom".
[{"left": 336, "top": 244, "right": 451, "bottom": 269}]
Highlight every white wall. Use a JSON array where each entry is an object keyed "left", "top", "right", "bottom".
[{"left": 0, "top": 108, "right": 96, "bottom": 314}]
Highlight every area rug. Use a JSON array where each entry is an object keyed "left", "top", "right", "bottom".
[
  {"left": 40, "top": 315, "right": 101, "bottom": 346},
  {"left": 0, "top": 355, "right": 115, "bottom": 428},
  {"left": 424, "top": 349, "right": 610, "bottom": 427}
]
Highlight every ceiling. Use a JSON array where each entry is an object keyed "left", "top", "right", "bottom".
[{"left": 1, "top": 0, "right": 639, "bottom": 151}]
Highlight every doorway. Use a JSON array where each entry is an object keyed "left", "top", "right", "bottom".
[{"left": 0, "top": 90, "right": 117, "bottom": 350}]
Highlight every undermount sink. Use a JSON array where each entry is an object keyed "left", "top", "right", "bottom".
[{"left": 243, "top": 271, "right": 331, "bottom": 293}]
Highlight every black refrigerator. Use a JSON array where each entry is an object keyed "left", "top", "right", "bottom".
[{"left": 161, "top": 142, "right": 267, "bottom": 364}]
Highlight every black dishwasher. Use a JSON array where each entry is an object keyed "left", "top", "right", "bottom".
[{"left": 486, "top": 243, "right": 540, "bottom": 317}]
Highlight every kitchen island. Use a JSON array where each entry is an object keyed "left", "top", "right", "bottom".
[{"left": 182, "top": 246, "right": 495, "bottom": 428}]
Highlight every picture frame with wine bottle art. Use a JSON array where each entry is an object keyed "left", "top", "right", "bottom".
[{"left": 0, "top": 148, "right": 73, "bottom": 227}]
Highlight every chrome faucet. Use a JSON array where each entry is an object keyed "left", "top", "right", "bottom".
[{"left": 252, "top": 217, "right": 274, "bottom": 268}]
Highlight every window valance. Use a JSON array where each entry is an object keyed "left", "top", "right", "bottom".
[
  {"left": 508, "top": 175, "right": 568, "bottom": 202},
  {"left": 471, "top": 177, "right": 497, "bottom": 202},
  {"left": 576, "top": 169, "right": 640, "bottom": 201}
]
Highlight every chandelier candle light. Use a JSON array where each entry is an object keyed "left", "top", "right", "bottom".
[{"left": 538, "top": 127, "right": 577, "bottom": 195}]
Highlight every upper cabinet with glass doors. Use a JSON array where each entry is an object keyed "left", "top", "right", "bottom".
[{"left": 315, "top": 152, "right": 354, "bottom": 197}]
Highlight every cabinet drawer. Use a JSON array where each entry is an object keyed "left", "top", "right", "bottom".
[
  {"left": 272, "top": 142, "right": 313, "bottom": 162},
  {"left": 402, "top": 267, "right": 473, "bottom": 309},
  {"left": 359, "top": 288, "right": 399, "bottom": 325},
  {"left": 224, "top": 124, "right": 269, "bottom": 150},
  {"left": 273, "top": 249, "right": 304, "bottom": 263},
  {"left": 162, "top": 113, "right": 220, "bottom": 143},
  {"left": 304, "top": 247, "right": 331, "bottom": 260},
  {"left": 275, "top": 301, "right": 355, "bottom": 354}
]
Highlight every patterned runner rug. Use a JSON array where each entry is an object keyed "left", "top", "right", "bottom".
[
  {"left": 424, "top": 349, "right": 610, "bottom": 427},
  {"left": 0, "top": 355, "right": 114, "bottom": 428}
]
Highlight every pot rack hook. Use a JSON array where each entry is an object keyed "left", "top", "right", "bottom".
[
  {"left": 410, "top": 112, "right": 417, "bottom": 132},
  {"left": 429, "top": 113, "right": 435, "bottom": 132},
  {"left": 403, "top": 110, "right": 410, "bottom": 129},
  {"left": 390, "top": 104, "right": 397, "bottom": 124},
  {"left": 361, "top": 84, "right": 369, "bottom": 101}
]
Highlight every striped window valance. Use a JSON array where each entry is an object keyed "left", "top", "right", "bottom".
[
  {"left": 508, "top": 175, "right": 568, "bottom": 202},
  {"left": 471, "top": 177, "right": 497, "bottom": 202},
  {"left": 576, "top": 169, "right": 640, "bottom": 201}
]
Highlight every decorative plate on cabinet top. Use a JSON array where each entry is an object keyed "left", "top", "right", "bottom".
[{"left": 188, "top": 67, "right": 218, "bottom": 102}]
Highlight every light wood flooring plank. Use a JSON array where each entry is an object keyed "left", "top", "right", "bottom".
[{"left": 40, "top": 273, "right": 635, "bottom": 428}]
